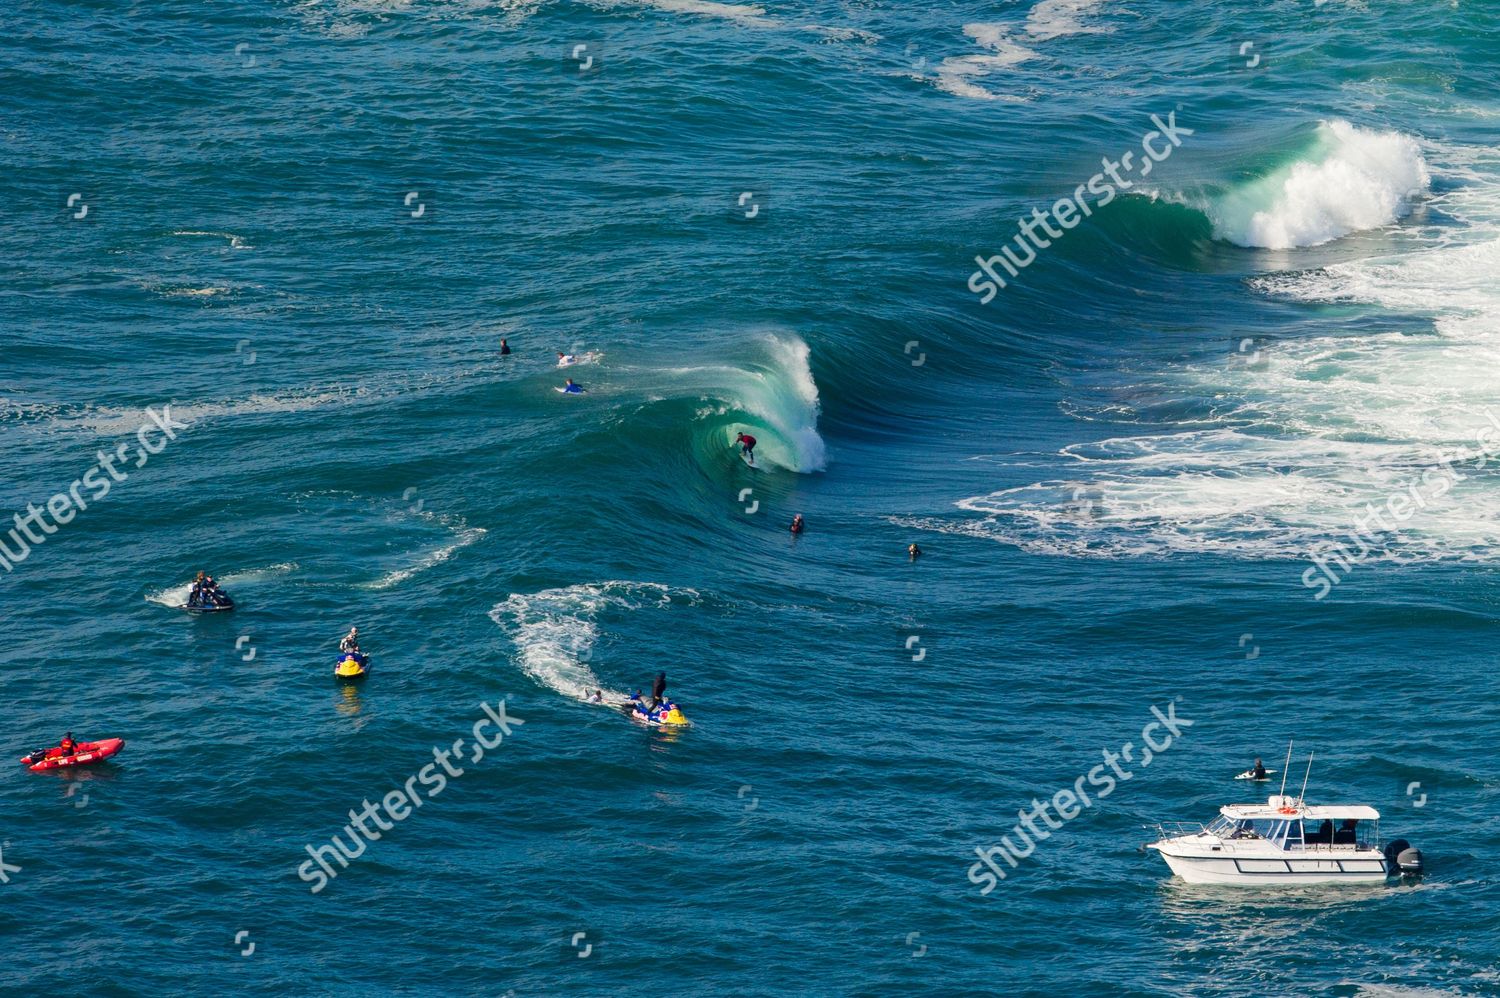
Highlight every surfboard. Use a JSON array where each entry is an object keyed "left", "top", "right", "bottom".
[
  {"left": 555, "top": 387, "right": 585, "bottom": 394},
  {"left": 1234, "top": 769, "right": 1276, "bottom": 781},
  {"left": 741, "top": 452, "right": 756, "bottom": 468}
]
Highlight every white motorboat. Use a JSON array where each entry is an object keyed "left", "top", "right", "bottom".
[{"left": 1146, "top": 748, "right": 1422, "bottom": 886}]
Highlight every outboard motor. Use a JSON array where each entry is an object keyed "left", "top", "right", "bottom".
[{"left": 1384, "top": 838, "right": 1424, "bottom": 877}]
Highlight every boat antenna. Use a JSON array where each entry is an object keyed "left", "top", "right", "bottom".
[
  {"left": 1277, "top": 739, "right": 1293, "bottom": 799},
  {"left": 1297, "top": 751, "right": 1315, "bottom": 807}
]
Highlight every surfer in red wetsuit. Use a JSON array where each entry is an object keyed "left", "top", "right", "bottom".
[{"left": 736, "top": 431, "right": 756, "bottom": 463}]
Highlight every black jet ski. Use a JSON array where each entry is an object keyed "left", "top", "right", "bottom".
[{"left": 181, "top": 586, "right": 235, "bottom": 613}]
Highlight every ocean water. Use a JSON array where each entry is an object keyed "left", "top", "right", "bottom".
[{"left": 3, "top": 0, "right": 1500, "bottom": 993}]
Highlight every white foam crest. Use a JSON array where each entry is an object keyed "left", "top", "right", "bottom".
[
  {"left": 488, "top": 582, "right": 698, "bottom": 706},
  {"left": 804, "top": 25, "right": 881, "bottom": 44},
  {"left": 60, "top": 388, "right": 363, "bottom": 436},
  {"left": 367, "top": 524, "right": 486, "bottom": 589},
  {"left": 1210, "top": 120, "right": 1430, "bottom": 248},
  {"left": 145, "top": 562, "right": 299, "bottom": 607},
  {"left": 160, "top": 287, "right": 233, "bottom": 298},
  {"left": 170, "top": 230, "right": 252, "bottom": 250},
  {"left": 930, "top": 127, "right": 1500, "bottom": 568},
  {"left": 1025, "top": 0, "right": 1108, "bottom": 40},
  {"left": 1253, "top": 236, "right": 1500, "bottom": 323},
  {"left": 0, "top": 398, "right": 63, "bottom": 423},
  {"left": 755, "top": 334, "right": 827, "bottom": 472},
  {"left": 585, "top": 0, "right": 776, "bottom": 27},
  {"left": 934, "top": 24, "right": 1036, "bottom": 102}
]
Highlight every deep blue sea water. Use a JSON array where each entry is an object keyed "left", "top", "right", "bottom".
[{"left": 4, "top": 0, "right": 1500, "bottom": 994}]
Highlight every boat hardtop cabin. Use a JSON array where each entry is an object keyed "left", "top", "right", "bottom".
[
  {"left": 1203, "top": 795, "right": 1381, "bottom": 850},
  {"left": 1221, "top": 796, "right": 1378, "bottom": 822}
]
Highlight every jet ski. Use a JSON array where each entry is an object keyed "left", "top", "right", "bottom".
[
  {"left": 21, "top": 738, "right": 125, "bottom": 772},
  {"left": 335, "top": 652, "right": 370, "bottom": 679},
  {"left": 180, "top": 578, "right": 234, "bottom": 613},
  {"left": 625, "top": 694, "right": 690, "bottom": 727},
  {"left": 182, "top": 593, "right": 234, "bottom": 613}
]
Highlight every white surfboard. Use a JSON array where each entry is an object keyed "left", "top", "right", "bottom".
[{"left": 1234, "top": 769, "right": 1276, "bottom": 781}]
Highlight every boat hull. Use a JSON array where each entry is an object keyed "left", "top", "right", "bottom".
[{"left": 1154, "top": 847, "right": 1389, "bottom": 885}]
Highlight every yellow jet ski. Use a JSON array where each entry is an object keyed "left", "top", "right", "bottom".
[{"left": 334, "top": 652, "right": 370, "bottom": 679}]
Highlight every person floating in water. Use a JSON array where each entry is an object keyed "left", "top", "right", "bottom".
[
  {"left": 557, "top": 351, "right": 577, "bottom": 366},
  {"left": 586, "top": 689, "right": 603, "bottom": 704},
  {"left": 909, "top": 543, "right": 922, "bottom": 560},
  {"left": 500, "top": 338, "right": 511, "bottom": 356},
  {"left": 340, "top": 627, "right": 361, "bottom": 654},
  {"left": 561, "top": 379, "right": 584, "bottom": 394},
  {"left": 736, "top": 431, "right": 756, "bottom": 463},
  {"left": 790, "top": 514, "right": 804, "bottom": 535},
  {"left": 1251, "top": 757, "right": 1267, "bottom": 780}
]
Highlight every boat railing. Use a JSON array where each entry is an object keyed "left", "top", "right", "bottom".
[{"left": 1147, "top": 821, "right": 1212, "bottom": 840}]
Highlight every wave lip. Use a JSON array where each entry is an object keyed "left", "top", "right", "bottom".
[
  {"left": 1209, "top": 120, "right": 1431, "bottom": 249},
  {"left": 676, "top": 333, "right": 827, "bottom": 474}
]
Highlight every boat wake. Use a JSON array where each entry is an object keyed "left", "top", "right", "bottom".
[
  {"left": 145, "top": 562, "right": 299, "bottom": 607},
  {"left": 366, "top": 512, "right": 486, "bottom": 590},
  {"left": 488, "top": 582, "right": 699, "bottom": 706}
]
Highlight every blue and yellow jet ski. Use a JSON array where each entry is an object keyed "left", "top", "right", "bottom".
[{"left": 625, "top": 692, "right": 689, "bottom": 727}]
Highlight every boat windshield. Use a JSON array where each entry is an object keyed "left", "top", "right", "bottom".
[{"left": 1207, "top": 817, "right": 1305, "bottom": 848}]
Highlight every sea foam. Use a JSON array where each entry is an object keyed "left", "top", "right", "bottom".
[{"left": 1209, "top": 120, "right": 1430, "bottom": 248}]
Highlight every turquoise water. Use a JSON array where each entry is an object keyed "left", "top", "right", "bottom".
[{"left": 4, "top": 0, "right": 1500, "bottom": 993}]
